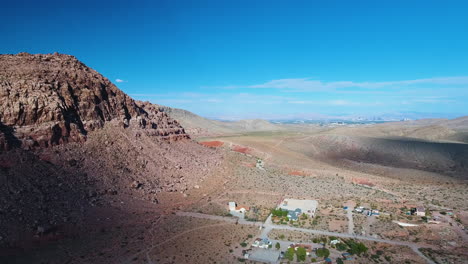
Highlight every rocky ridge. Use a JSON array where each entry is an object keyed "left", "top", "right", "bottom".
[{"left": 0, "top": 52, "right": 187, "bottom": 150}]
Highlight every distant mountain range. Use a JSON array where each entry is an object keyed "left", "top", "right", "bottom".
[{"left": 156, "top": 104, "right": 468, "bottom": 138}]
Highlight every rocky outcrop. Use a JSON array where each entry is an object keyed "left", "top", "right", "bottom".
[{"left": 0, "top": 52, "right": 188, "bottom": 150}]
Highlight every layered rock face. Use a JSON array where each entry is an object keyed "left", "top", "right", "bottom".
[{"left": 0, "top": 52, "right": 187, "bottom": 150}]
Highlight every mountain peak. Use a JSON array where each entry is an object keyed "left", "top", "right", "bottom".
[{"left": 0, "top": 53, "right": 188, "bottom": 150}]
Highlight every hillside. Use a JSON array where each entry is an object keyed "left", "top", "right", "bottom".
[
  {"left": 0, "top": 53, "right": 222, "bottom": 251},
  {"left": 157, "top": 105, "right": 283, "bottom": 136}
]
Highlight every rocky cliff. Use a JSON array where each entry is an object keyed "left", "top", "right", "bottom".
[
  {"left": 0, "top": 53, "right": 223, "bottom": 250},
  {"left": 0, "top": 52, "right": 187, "bottom": 150}
]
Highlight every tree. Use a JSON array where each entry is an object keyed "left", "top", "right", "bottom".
[
  {"left": 346, "top": 240, "right": 368, "bottom": 255},
  {"left": 275, "top": 242, "right": 281, "bottom": 250},
  {"left": 316, "top": 248, "right": 330, "bottom": 258},
  {"left": 240, "top": 242, "right": 247, "bottom": 247},
  {"left": 296, "top": 247, "right": 307, "bottom": 262},
  {"left": 336, "top": 243, "right": 347, "bottom": 251},
  {"left": 336, "top": 257, "right": 344, "bottom": 264},
  {"left": 284, "top": 247, "right": 295, "bottom": 261}
]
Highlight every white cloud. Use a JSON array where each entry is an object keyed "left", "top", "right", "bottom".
[
  {"left": 115, "top": 79, "right": 126, "bottom": 83},
  {"left": 243, "top": 76, "right": 468, "bottom": 91}
]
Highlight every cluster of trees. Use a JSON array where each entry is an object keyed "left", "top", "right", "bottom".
[
  {"left": 271, "top": 208, "right": 288, "bottom": 217},
  {"left": 316, "top": 248, "right": 330, "bottom": 258},
  {"left": 345, "top": 240, "right": 368, "bottom": 255},
  {"left": 283, "top": 247, "right": 307, "bottom": 262}
]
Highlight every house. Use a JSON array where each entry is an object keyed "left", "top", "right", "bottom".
[
  {"left": 252, "top": 238, "right": 272, "bottom": 249},
  {"left": 411, "top": 207, "right": 426, "bottom": 216},
  {"left": 330, "top": 239, "right": 341, "bottom": 245},
  {"left": 228, "top": 202, "right": 250, "bottom": 213},
  {"left": 355, "top": 206, "right": 365, "bottom": 213},
  {"left": 290, "top": 244, "right": 313, "bottom": 255},
  {"left": 285, "top": 208, "right": 302, "bottom": 221}
]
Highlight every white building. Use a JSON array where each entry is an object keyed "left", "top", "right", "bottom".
[{"left": 228, "top": 202, "right": 250, "bottom": 213}]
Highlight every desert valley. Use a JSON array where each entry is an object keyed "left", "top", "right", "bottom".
[{"left": 0, "top": 53, "right": 467, "bottom": 264}]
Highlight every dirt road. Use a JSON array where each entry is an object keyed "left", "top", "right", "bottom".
[{"left": 177, "top": 211, "right": 436, "bottom": 264}]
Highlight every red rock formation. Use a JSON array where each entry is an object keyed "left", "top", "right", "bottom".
[{"left": 0, "top": 52, "right": 188, "bottom": 150}]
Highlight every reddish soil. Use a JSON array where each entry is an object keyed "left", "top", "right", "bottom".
[
  {"left": 352, "top": 178, "right": 375, "bottom": 187},
  {"left": 288, "top": 170, "right": 308, "bottom": 176},
  {"left": 241, "top": 162, "right": 256, "bottom": 168},
  {"left": 200, "top": 141, "right": 224, "bottom": 147},
  {"left": 232, "top": 145, "right": 251, "bottom": 154}
]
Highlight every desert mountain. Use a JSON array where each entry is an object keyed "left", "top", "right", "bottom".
[
  {"left": 157, "top": 105, "right": 283, "bottom": 136},
  {"left": 0, "top": 53, "right": 221, "bottom": 249},
  {"left": 0, "top": 52, "right": 189, "bottom": 150}
]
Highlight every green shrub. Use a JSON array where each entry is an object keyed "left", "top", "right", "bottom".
[
  {"left": 336, "top": 243, "right": 347, "bottom": 251},
  {"left": 296, "top": 247, "right": 307, "bottom": 261},
  {"left": 284, "top": 247, "right": 295, "bottom": 261},
  {"left": 316, "top": 248, "right": 330, "bottom": 258}
]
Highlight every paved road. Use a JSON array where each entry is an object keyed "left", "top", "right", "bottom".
[{"left": 177, "top": 211, "right": 436, "bottom": 264}]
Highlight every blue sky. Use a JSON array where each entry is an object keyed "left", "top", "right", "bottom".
[{"left": 2, "top": 0, "right": 468, "bottom": 119}]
